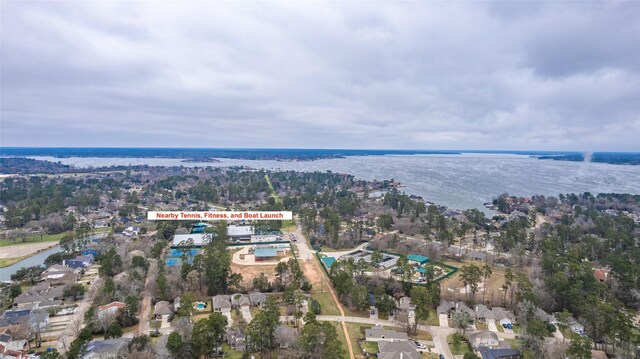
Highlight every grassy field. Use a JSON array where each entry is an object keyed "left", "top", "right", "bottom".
[
  {"left": 413, "top": 330, "right": 433, "bottom": 341},
  {"left": 447, "top": 333, "right": 470, "bottom": 355},
  {"left": 360, "top": 341, "right": 378, "bottom": 356},
  {"left": 222, "top": 344, "right": 244, "bottom": 359},
  {"left": 345, "top": 323, "right": 373, "bottom": 357},
  {"left": 0, "top": 227, "right": 112, "bottom": 248},
  {"left": 312, "top": 291, "right": 341, "bottom": 316},
  {"left": 334, "top": 321, "right": 351, "bottom": 358},
  {"left": 0, "top": 255, "right": 31, "bottom": 268},
  {"left": 0, "top": 231, "right": 68, "bottom": 247},
  {"left": 424, "top": 308, "right": 440, "bottom": 326}
]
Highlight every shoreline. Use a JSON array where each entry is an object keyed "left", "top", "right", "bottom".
[{"left": 0, "top": 241, "right": 60, "bottom": 268}]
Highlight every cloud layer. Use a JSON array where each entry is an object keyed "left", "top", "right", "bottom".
[{"left": 2, "top": 2, "right": 639, "bottom": 150}]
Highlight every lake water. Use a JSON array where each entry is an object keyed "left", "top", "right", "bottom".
[
  {"left": 31, "top": 154, "right": 640, "bottom": 211},
  {"left": 1, "top": 234, "right": 106, "bottom": 282},
  {"left": 0, "top": 245, "right": 62, "bottom": 282}
]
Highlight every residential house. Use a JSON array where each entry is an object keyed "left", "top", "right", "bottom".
[
  {"left": 40, "top": 265, "right": 77, "bottom": 286},
  {"left": 0, "top": 310, "right": 32, "bottom": 331},
  {"left": 82, "top": 338, "right": 131, "bottom": 359},
  {"left": 534, "top": 308, "right": 556, "bottom": 324},
  {"left": 275, "top": 326, "right": 297, "bottom": 349},
  {"left": 0, "top": 310, "right": 49, "bottom": 342},
  {"left": 469, "top": 331, "right": 500, "bottom": 349},
  {"left": 225, "top": 328, "right": 246, "bottom": 351},
  {"left": 122, "top": 226, "right": 140, "bottom": 237},
  {"left": 437, "top": 301, "right": 455, "bottom": 316},
  {"left": 94, "top": 220, "right": 109, "bottom": 228},
  {"left": 454, "top": 302, "right": 475, "bottom": 318},
  {"left": 466, "top": 251, "right": 487, "bottom": 262},
  {"left": 446, "top": 246, "right": 463, "bottom": 259},
  {"left": 230, "top": 294, "right": 250, "bottom": 308},
  {"left": 365, "top": 325, "right": 409, "bottom": 342},
  {"left": 569, "top": 318, "right": 585, "bottom": 335},
  {"left": 0, "top": 343, "right": 25, "bottom": 359},
  {"left": 0, "top": 333, "right": 27, "bottom": 359},
  {"left": 593, "top": 268, "right": 609, "bottom": 283},
  {"left": 64, "top": 255, "right": 94, "bottom": 269},
  {"left": 377, "top": 341, "right": 420, "bottom": 359},
  {"left": 248, "top": 292, "right": 266, "bottom": 307},
  {"left": 477, "top": 347, "right": 521, "bottom": 359},
  {"left": 491, "top": 307, "right": 515, "bottom": 326},
  {"left": 475, "top": 304, "right": 494, "bottom": 322},
  {"left": 97, "top": 302, "right": 126, "bottom": 320},
  {"left": 82, "top": 249, "right": 100, "bottom": 257},
  {"left": 212, "top": 295, "right": 232, "bottom": 313},
  {"left": 153, "top": 301, "right": 173, "bottom": 321},
  {"left": 395, "top": 297, "right": 416, "bottom": 327}
]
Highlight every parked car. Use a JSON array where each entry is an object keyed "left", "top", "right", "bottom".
[
  {"left": 413, "top": 340, "right": 427, "bottom": 349},
  {"left": 439, "top": 354, "right": 445, "bottom": 359}
]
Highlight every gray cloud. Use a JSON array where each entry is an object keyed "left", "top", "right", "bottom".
[{"left": 1, "top": 1, "right": 639, "bottom": 151}]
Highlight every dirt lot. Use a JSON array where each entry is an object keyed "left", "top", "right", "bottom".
[
  {"left": 0, "top": 241, "right": 58, "bottom": 259},
  {"left": 300, "top": 258, "right": 327, "bottom": 292},
  {"left": 440, "top": 259, "right": 509, "bottom": 306},
  {"left": 231, "top": 262, "right": 280, "bottom": 284}
]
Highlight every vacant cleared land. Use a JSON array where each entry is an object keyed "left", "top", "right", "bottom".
[
  {"left": 0, "top": 241, "right": 58, "bottom": 259},
  {"left": 230, "top": 262, "right": 280, "bottom": 284}
]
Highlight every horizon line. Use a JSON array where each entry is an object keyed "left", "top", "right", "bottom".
[{"left": 2, "top": 146, "right": 639, "bottom": 154}]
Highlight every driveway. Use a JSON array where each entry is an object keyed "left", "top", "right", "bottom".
[
  {"left": 487, "top": 319, "right": 498, "bottom": 332},
  {"left": 221, "top": 308, "right": 233, "bottom": 324},
  {"left": 552, "top": 324, "right": 564, "bottom": 340},
  {"left": 241, "top": 305, "right": 252, "bottom": 322},
  {"left": 439, "top": 314, "right": 449, "bottom": 327}
]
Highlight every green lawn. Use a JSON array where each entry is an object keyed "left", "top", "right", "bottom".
[
  {"left": 250, "top": 306, "right": 262, "bottom": 317},
  {"left": 360, "top": 341, "right": 378, "bottom": 355},
  {"left": 0, "top": 231, "right": 68, "bottom": 247},
  {"left": 222, "top": 344, "right": 244, "bottom": 359},
  {"left": 424, "top": 308, "right": 440, "bottom": 326},
  {"left": 342, "top": 306, "right": 370, "bottom": 318},
  {"left": 0, "top": 255, "right": 31, "bottom": 268},
  {"left": 345, "top": 323, "right": 373, "bottom": 356},
  {"left": 0, "top": 227, "right": 111, "bottom": 248},
  {"left": 447, "top": 334, "right": 470, "bottom": 355},
  {"left": 334, "top": 322, "right": 350, "bottom": 359},
  {"left": 414, "top": 330, "right": 433, "bottom": 341},
  {"left": 312, "top": 291, "right": 341, "bottom": 316},
  {"left": 231, "top": 309, "right": 242, "bottom": 322}
]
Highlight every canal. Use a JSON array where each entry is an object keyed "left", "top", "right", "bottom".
[{"left": 0, "top": 234, "right": 106, "bottom": 282}]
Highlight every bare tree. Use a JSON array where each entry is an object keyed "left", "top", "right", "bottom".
[
  {"left": 452, "top": 310, "right": 473, "bottom": 337},
  {"left": 69, "top": 315, "right": 84, "bottom": 337},
  {"left": 172, "top": 317, "right": 193, "bottom": 342},
  {"left": 97, "top": 310, "right": 117, "bottom": 335}
]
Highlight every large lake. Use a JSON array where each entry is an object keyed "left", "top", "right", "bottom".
[{"left": 32, "top": 154, "right": 640, "bottom": 211}]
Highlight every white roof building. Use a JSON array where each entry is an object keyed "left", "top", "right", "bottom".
[
  {"left": 172, "top": 233, "right": 212, "bottom": 247},
  {"left": 228, "top": 225, "right": 254, "bottom": 238}
]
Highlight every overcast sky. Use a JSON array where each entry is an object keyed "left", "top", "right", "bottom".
[{"left": 1, "top": 1, "right": 639, "bottom": 151}]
